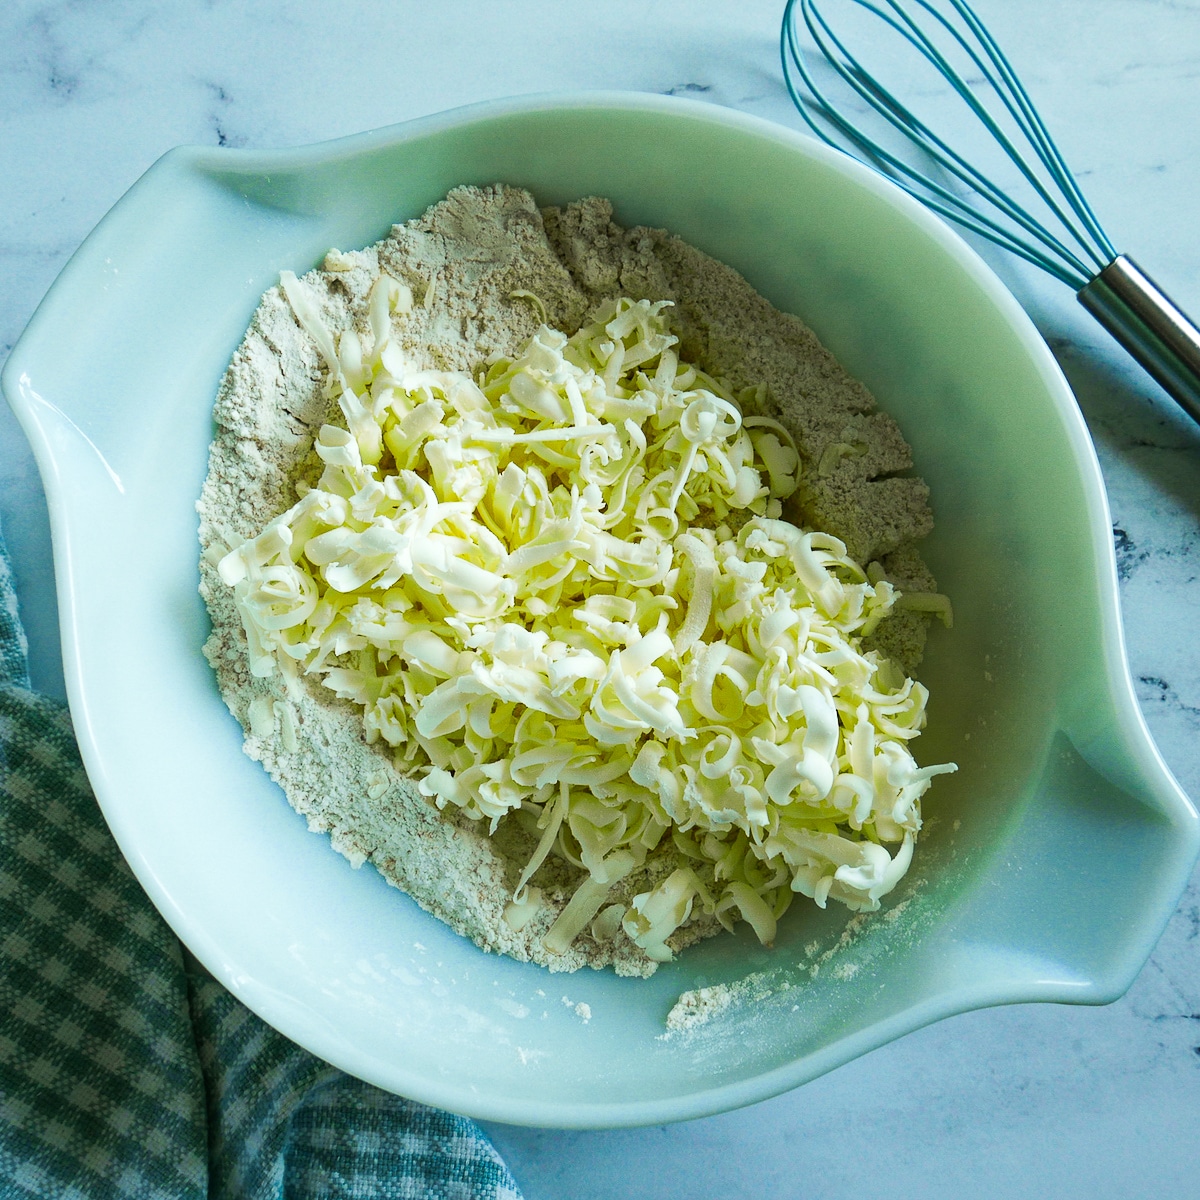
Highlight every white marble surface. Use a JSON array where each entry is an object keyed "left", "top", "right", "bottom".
[{"left": 3, "top": 0, "right": 1199, "bottom": 1195}]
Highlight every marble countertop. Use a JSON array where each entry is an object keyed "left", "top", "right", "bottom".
[{"left": 3, "top": 1, "right": 1198, "bottom": 1195}]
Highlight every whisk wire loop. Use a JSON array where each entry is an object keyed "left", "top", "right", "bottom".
[
  {"left": 784, "top": 1, "right": 1084, "bottom": 284},
  {"left": 881, "top": 1, "right": 1086, "bottom": 238},
  {"left": 945, "top": 0, "right": 1113, "bottom": 261},
  {"left": 808, "top": 0, "right": 1089, "bottom": 275},
  {"left": 935, "top": 0, "right": 1115, "bottom": 264},
  {"left": 781, "top": 0, "right": 1115, "bottom": 288},
  {"left": 779, "top": 0, "right": 1200, "bottom": 424}
]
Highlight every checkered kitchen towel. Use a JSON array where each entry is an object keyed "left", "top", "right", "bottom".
[{"left": 0, "top": 524, "right": 523, "bottom": 1200}]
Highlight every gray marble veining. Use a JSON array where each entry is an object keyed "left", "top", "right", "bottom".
[{"left": 3, "top": 1, "right": 1199, "bottom": 1196}]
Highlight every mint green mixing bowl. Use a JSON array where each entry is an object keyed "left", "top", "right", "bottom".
[{"left": 4, "top": 93, "right": 1196, "bottom": 1127}]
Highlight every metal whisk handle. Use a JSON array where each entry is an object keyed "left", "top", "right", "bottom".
[{"left": 1077, "top": 256, "right": 1200, "bottom": 425}]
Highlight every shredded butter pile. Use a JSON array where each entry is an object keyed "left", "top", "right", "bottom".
[{"left": 217, "top": 274, "right": 955, "bottom": 963}]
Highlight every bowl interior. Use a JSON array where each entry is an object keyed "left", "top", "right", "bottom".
[{"left": 5, "top": 95, "right": 1195, "bottom": 1127}]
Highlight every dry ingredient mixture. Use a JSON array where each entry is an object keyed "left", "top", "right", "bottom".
[{"left": 198, "top": 185, "right": 954, "bottom": 977}]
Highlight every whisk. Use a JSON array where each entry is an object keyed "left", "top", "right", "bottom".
[{"left": 781, "top": 0, "right": 1200, "bottom": 425}]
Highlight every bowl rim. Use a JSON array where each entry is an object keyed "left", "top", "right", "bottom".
[{"left": 5, "top": 89, "right": 1197, "bottom": 1128}]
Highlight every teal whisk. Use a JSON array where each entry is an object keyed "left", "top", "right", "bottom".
[{"left": 781, "top": 0, "right": 1200, "bottom": 425}]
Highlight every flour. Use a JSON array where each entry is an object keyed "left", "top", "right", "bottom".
[
  {"left": 663, "top": 880, "right": 931, "bottom": 1033},
  {"left": 560, "top": 997, "right": 592, "bottom": 1022},
  {"left": 197, "top": 185, "right": 939, "bottom": 977},
  {"left": 664, "top": 983, "right": 739, "bottom": 1032}
]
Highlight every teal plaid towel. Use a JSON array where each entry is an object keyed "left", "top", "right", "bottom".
[{"left": 0, "top": 525, "right": 523, "bottom": 1200}]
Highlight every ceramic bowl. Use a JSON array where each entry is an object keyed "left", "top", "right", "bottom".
[{"left": 4, "top": 93, "right": 1196, "bottom": 1129}]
